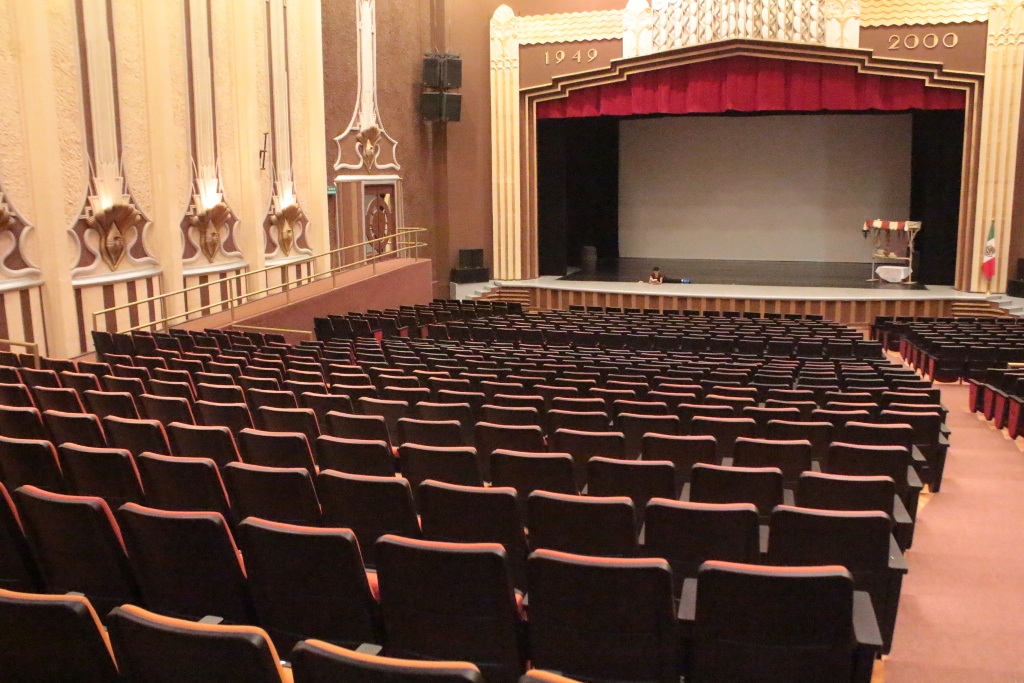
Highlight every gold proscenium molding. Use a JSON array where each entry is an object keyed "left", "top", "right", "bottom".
[
  {"left": 518, "top": 39, "right": 984, "bottom": 289},
  {"left": 88, "top": 204, "right": 140, "bottom": 271},
  {"left": 189, "top": 202, "right": 232, "bottom": 263},
  {"left": 272, "top": 203, "right": 305, "bottom": 256}
]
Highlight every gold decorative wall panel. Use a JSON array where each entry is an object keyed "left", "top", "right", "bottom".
[
  {"left": 0, "top": 0, "right": 34, "bottom": 228},
  {"left": 517, "top": 10, "right": 624, "bottom": 44},
  {"left": 972, "top": 0, "right": 1024, "bottom": 291},
  {"left": 48, "top": 0, "right": 90, "bottom": 231},
  {"left": 860, "top": 0, "right": 989, "bottom": 27}
]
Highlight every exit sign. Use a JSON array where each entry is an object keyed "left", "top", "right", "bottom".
[{"left": 327, "top": 186, "right": 337, "bottom": 196}]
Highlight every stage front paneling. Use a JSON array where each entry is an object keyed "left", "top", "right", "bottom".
[{"left": 508, "top": 282, "right": 989, "bottom": 325}]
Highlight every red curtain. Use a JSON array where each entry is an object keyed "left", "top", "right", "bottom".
[{"left": 536, "top": 56, "right": 966, "bottom": 119}]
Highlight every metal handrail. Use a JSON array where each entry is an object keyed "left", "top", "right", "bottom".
[
  {"left": 228, "top": 324, "right": 313, "bottom": 340},
  {"left": 91, "top": 227, "right": 427, "bottom": 334},
  {"left": 0, "top": 338, "right": 40, "bottom": 368}
]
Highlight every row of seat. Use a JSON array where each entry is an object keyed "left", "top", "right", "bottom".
[
  {"left": 0, "top": 587, "right": 574, "bottom": 683},
  {"left": 0, "top": 481, "right": 888, "bottom": 681}
]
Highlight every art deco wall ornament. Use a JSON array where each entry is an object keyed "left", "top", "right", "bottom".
[
  {"left": 88, "top": 204, "right": 141, "bottom": 271},
  {"left": 187, "top": 203, "right": 233, "bottom": 263},
  {"left": 357, "top": 126, "right": 383, "bottom": 171},
  {"left": 334, "top": 0, "right": 400, "bottom": 172},
  {"left": 271, "top": 204, "right": 307, "bottom": 257},
  {"left": 71, "top": 0, "right": 156, "bottom": 280},
  {"left": 0, "top": 193, "right": 41, "bottom": 280}
]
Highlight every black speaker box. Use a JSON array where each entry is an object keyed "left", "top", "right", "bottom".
[
  {"left": 459, "top": 248, "right": 484, "bottom": 269},
  {"left": 421, "top": 92, "right": 461, "bottom": 122},
  {"left": 441, "top": 57, "right": 462, "bottom": 89},
  {"left": 441, "top": 93, "right": 461, "bottom": 122},
  {"left": 450, "top": 267, "right": 490, "bottom": 284},
  {"left": 422, "top": 55, "right": 443, "bottom": 88}
]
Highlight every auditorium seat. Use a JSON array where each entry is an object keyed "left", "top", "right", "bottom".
[
  {"left": 102, "top": 416, "right": 170, "bottom": 458},
  {"left": 642, "top": 499, "right": 760, "bottom": 589},
  {"left": 614, "top": 414, "right": 678, "bottom": 459},
  {"left": 549, "top": 428, "right": 626, "bottom": 489},
  {"left": 375, "top": 535, "right": 525, "bottom": 683},
  {"left": 140, "top": 394, "right": 195, "bottom": 426},
  {"left": 82, "top": 390, "right": 139, "bottom": 421},
  {"left": 136, "top": 453, "right": 233, "bottom": 520},
  {"left": 150, "top": 379, "right": 196, "bottom": 404},
  {"left": 166, "top": 422, "right": 241, "bottom": 466},
  {"left": 398, "top": 417, "right": 466, "bottom": 447},
  {"left": 0, "top": 589, "right": 119, "bottom": 683},
  {"left": 489, "top": 450, "right": 576, "bottom": 522},
  {"left": 879, "top": 409, "right": 947, "bottom": 491},
  {"left": 196, "top": 400, "right": 254, "bottom": 438},
  {"left": 290, "top": 639, "right": 485, "bottom": 683},
  {"left": 316, "top": 471, "right": 421, "bottom": 567},
  {"left": 679, "top": 561, "right": 881, "bottom": 683},
  {"left": 301, "top": 392, "right": 353, "bottom": 429},
  {"left": 730, "top": 437, "right": 814, "bottom": 486},
  {"left": 56, "top": 443, "right": 145, "bottom": 511},
  {"left": 0, "top": 482, "right": 41, "bottom": 592},
  {"left": 0, "top": 405, "right": 47, "bottom": 439},
  {"left": 32, "top": 386, "right": 84, "bottom": 414},
  {"left": 14, "top": 486, "right": 139, "bottom": 615},
  {"left": 398, "top": 444, "right": 483, "bottom": 494},
  {"left": 102, "top": 375, "right": 147, "bottom": 403},
  {"left": 236, "top": 518, "right": 382, "bottom": 651},
  {"left": 640, "top": 434, "right": 718, "bottom": 488},
  {"left": 19, "top": 367, "right": 61, "bottom": 391},
  {"left": 796, "top": 471, "right": 914, "bottom": 551},
  {"left": 546, "top": 409, "right": 609, "bottom": 435},
  {"left": 475, "top": 423, "right": 545, "bottom": 480},
  {"left": 223, "top": 462, "right": 321, "bottom": 526},
  {"left": 106, "top": 604, "right": 289, "bottom": 683},
  {"left": 239, "top": 428, "right": 317, "bottom": 474},
  {"left": 527, "top": 491, "right": 637, "bottom": 557},
  {"left": 116, "top": 503, "right": 256, "bottom": 623},
  {"left": 42, "top": 410, "right": 106, "bottom": 450},
  {"left": 689, "top": 463, "right": 788, "bottom": 519},
  {"left": 0, "top": 436, "right": 65, "bottom": 492},
  {"left": 690, "top": 416, "right": 756, "bottom": 460},
  {"left": 0, "top": 382, "right": 35, "bottom": 408},
  {"left": 586, "top": 457, "right": 676, "bottom": 526},
  {"left": 418, "top": 480, "right": 527, "bottom": 590},
  {"left": 315, "top": 435, "right": 395, "bottom": 476},
  {"left": 259, "top": 406, "right": 321, "bottom": 446},
  {"left": 766, "top": 505, "right": 906, "bottom": 653},
  {"left": 329, "top": 412, "right": 397, "bottom": 454},
  {"left": 248, "top": 388, "right": 298, "bottom": 411},
  {"left": 527, "top": 549, "right": 677, "bottom": 683}
]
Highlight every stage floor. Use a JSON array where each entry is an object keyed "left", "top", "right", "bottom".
[{"left": 559, "top": 258, "right": 929, "bottom": 290}]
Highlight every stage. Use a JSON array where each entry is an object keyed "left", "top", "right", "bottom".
[
  {"left": 461, "top": 258, "right": 996, "bottom": 325},
  {"left": 559, "top": 258, "right": 929, "bottom": 291}
]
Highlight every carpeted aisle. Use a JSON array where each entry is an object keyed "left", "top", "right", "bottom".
[{"left": 885, "top": 382, "right": 1024, "bottom": 682}]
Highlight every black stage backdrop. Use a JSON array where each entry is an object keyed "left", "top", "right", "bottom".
[
  {"left": 538, "top": 117, "right": 619, "bottom": 275},
  {"left": 910, "top": 110, "right": 964, "bottom": 286}
]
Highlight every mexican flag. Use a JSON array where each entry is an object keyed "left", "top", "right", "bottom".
[{"left": 983, "top": 221, "right": 997, "bottom": 280}]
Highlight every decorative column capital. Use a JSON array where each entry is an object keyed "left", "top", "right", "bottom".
[
  {"left": 989, "top": 0, "right": 1024, "bottom": 47},
  {"left": 490, "top": 5, "right": 520, "bottom": 70}
]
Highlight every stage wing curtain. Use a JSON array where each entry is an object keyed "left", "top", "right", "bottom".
[{"left": 536, "top": 56, "right": 966, "bottom": 119}]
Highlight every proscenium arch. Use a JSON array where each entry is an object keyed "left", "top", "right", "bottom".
[{"left": 517, "top": 38, "right": 983, "bottom": 289}]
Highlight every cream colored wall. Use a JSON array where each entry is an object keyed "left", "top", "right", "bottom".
[{"left": 0, "top": 0, "right": 329, "bottom": 357}]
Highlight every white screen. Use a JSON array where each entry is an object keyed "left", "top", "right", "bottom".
[{"left": 618, "top": 113, "right": 912, "bottom": 263}]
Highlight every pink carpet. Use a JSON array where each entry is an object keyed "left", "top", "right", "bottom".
[{"left": 885, "top": 382, "right": 1024, "bottom": 682}]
